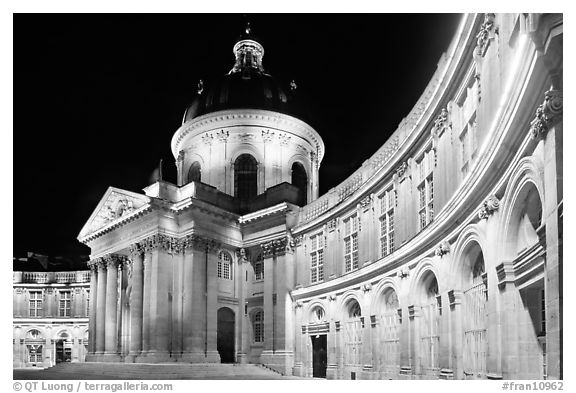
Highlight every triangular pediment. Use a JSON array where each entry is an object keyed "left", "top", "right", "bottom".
[{"left": 78, "top": 187, "right": 151, "bottom": 241}]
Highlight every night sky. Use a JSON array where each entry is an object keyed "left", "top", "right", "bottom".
[{"left": 13, "top": 13, "right": 461, "bottom": 257}]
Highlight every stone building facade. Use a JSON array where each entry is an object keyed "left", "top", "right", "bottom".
[
  {"left": 13, "top": 270, "right": 91, "bottom": 368},
  {"left": 78, "top": 14, "right": 562, "bottom": 379}
]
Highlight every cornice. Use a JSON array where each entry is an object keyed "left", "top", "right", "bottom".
[{"left": 171, "top": 109, "right": 325, "bottom": 163}]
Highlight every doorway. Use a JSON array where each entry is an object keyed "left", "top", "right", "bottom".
[
  {"left": 55, "top": 340, "right": 71, "bottom": 363},
  {"left": 311, "top": 334, "right": 327, "bottom": 378},
  {"left": 217, "top": 307, "right": 235, "bottom": 363}
]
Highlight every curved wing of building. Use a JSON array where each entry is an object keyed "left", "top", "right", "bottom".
[{"left": 76, "top": 14, "right": 563, "bottom": 380}]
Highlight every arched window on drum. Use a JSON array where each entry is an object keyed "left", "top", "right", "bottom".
[
  {"left": 188, "top": 161, "right": 201, "bottom": 183},
  {"left": 291, "top": 162, "right": 308, "bottom": 206},
  {"left": 234, "top": 154, "right": 257, "bottom": 200}
]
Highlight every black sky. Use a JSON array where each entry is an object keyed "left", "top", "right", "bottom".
[{"left": 13, "top": 13, "right": 461, "bottom": 257}]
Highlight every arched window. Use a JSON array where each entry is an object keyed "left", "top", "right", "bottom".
[
  {"left": 217, "top": 251, "right": 233, "bottom": 280},
  {"left": 344, "top": 299, "right": 362, "bottom": 366},
  {"left": 234, "top": 154, "right": 257, "bottom": 200},
  {"left": 188, "top": 161, "right": 201, "bottom": 183},
  {"left": 420, "top": 274, "right": 440, "bottom": 375},
  {"left": 253, "top": 310, "right": 264, "bottom": 343},
  {"left": 291, "top": 162, "right": 308, "bottom": 206},
  {"left": 463, "top": 247, "right": 487, "bottom": 378},
  {"left": 379, "top": 289, "right": 400, "bottom": 373}
]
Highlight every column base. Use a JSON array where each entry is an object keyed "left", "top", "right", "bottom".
[
  {"left": 260, "top": 350, "right": 294, "bottom": 375},
  {"left": 399, "top": 365, "right": 413, "bottom": 380},
  {"left": 142, "top": 350, "right": 174, "bottom": 363},
  {"left": 236, "top": 353, "right": 249, "bottom": 364},
  {"left": 100, "top": 353, "right": 122, "bottom": 362},
  {"left": 205, "top": 350, "right": 221, "bottom": 363},
  {"left": 439, "top": 368, "right": 454, "bottom": 380},
  {"left": 85, "top": 353, "right": 99, "bottom": 362},
  {"left": 293, "top": 362, "right": 304, "bottom": 377},
  {"left": 179, "top": 351, "right": 211, "bottom": 363}
]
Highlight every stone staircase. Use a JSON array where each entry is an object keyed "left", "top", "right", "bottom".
[{"left": 14, "top": 362, "right": 305, "bottom": 380}]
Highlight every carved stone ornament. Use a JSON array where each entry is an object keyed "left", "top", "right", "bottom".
[
  {"left": 362, "top": 283, "right": 372, "bottom": 292},
  {"left": 328, "top": 294, "right": 337, "bottom": 302},
  {"left": 396, "top": 161, "right": 409, "bottom": 180},
  {"left": 124, "top": 258, "right": 133, "bottom": 279},
  {"left": 435, "top": 241, "right": 451, "bottom": 257},
  {"left": 359, "top": 195, "right": 371, "bottom": 210},
  {"left": 176, "top": 150, "right": 185, "bottom": 162},
  {"left": 237, "top": 248, "right": 248, "bottom": 262},
  {"left": 478, "top": 195, "right": 500, "bottom": 220},
  {"left": 87, "top": 259, "right": 100, "bottom": 271},
  {"left": 261, "top": 130, "right": 275, "bottom": 143},
  {"left": 236, "top": 132, "right": 255, "bottom": 142},
  {"left": 530, "top": 89, "right": 563, "bottom": 139},
  {"left": 475, "top": 13, "right": 498, "bottom": 57},
  {"left": 327, "top": 219, "right": 337, "bottom": 232},
  {"left": 431, "top": 108, "right": 450, "bottom": 138},
  {"left": 181, "top": 234, "right": 220, "bottom": 253},
  {"left": 278, "top": 133, "right": 291, "bottom": 146},
  {"left": 399, "top": 266, "right": 410, "bottom": 279},
  {"left": 104, "top": 254, "right": 126, "bottom": 269},
  {"left": 294, "top": 234, "right": 303, "bottom": 247},
  {"left": 260, "top": 236, "right": 291, "bottom": 258},
  {"left": 201, "top": 133, "right": 214, "bottom": 145},
  {"left": 295, "top": 300, "right": 304, "bottom": 308},
  {"left": 216, "top": 130, "right": 229, "bottom": 143}
]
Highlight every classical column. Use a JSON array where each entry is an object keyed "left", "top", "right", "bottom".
[
  {"left": 205, "top": 247, "right": 220, "bottom": 362},
  {"left": 261, "top": 240, "right": 275, "bottom": 360},
  {"left": 103, "top": 255, "right": 121, "bottom": 361},
  {"left": 260, "top": 236, "right": 295, "bottom": 374},
  {"left": 181, "top": 242, "right": 207, "bottom": 362},
  {"left": 95, "top": 259, "right": 107, "bottom": 356},
  {"left": 135, "top": 239, "right": 154, "bottom": 363},
  {"left": 235, "top": 249, "right": 249, "bottom": 364},
  {"left": 127, "top": 244, "right": 144, "bottom": 362},
  {"left": 146, "top": 234, "right": 175, "bottom": 362},
  {"left": 87, "top": 261, "right": 98, "bottom": 358}
]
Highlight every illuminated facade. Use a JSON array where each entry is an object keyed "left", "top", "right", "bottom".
[
  {"left": 13, "top": 270, "right": 90, "bottom": 368},
  {"left": 78, "top": 14, "right": 562, "bottom": 379}
]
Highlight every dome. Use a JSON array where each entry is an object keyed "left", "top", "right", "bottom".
[{"left": 183, "top": 25, "right": 307, "bottom": 124}]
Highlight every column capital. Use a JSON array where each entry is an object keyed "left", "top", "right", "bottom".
[
  {"left": 181, "top": 233, "right": 221, "bottom": 253},
  {"left": 103, "top": 254, "right": 126, "bottom": 269},
  {"left": 260, "top": 236, "right": 293, "bottom": 258}
]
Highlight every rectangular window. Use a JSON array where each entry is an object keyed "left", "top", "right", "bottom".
[
  {"left": 417, "top": 150, "right": 435, "bottom": 230},
  {"left": 29, "top": 291, "right": 43, "bottom": 317},
  {"left": 254, "top": 257, "right": 264, "bottom": 281},
  {"left": 310, "top": 232, "right": 324, "bottom": 283},
  {"left": 379, "top": 188, "right": 396, "bottom": 258},
  {"left": 59, "top": 291, "right": 71, "bottom": 317},
  {"left": 460, "top": 114, "right": 477, "bottom": 176},
  {"left": 344, "top": 214, "right": 359, "bottom": 272}
]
